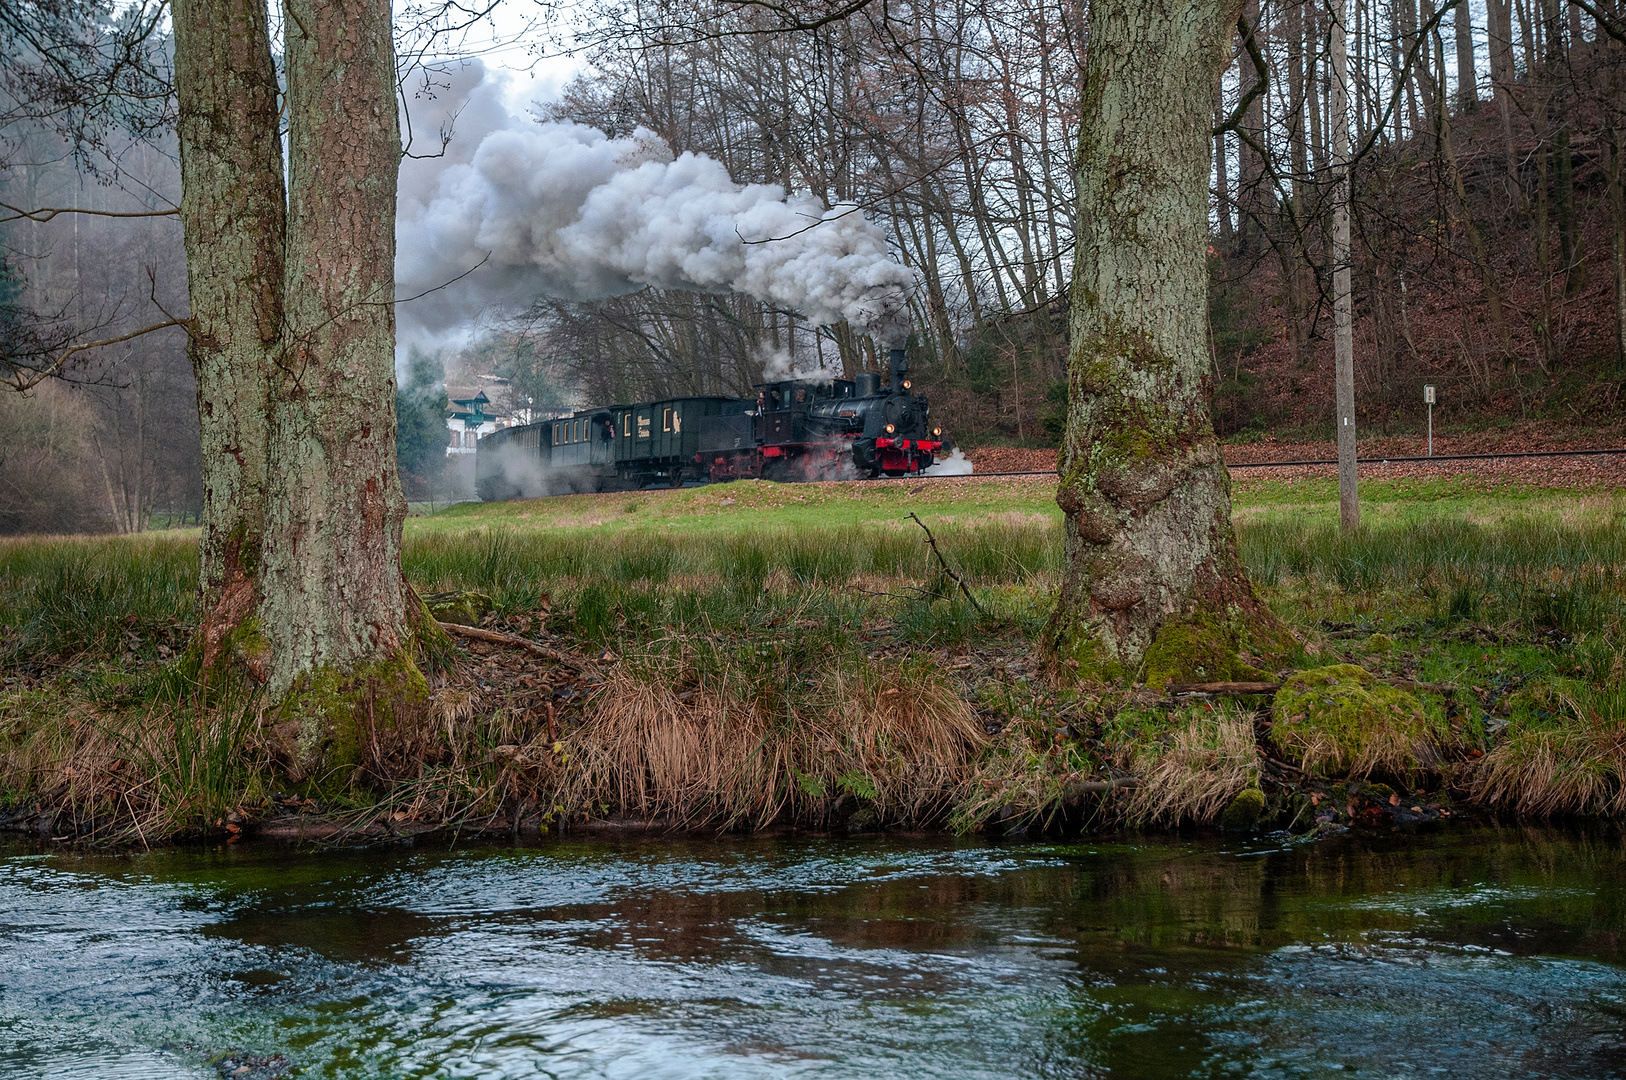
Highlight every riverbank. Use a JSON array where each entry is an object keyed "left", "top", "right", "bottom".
[{"left": 2, "top": 473, "right": 1623, "bottom": 844}]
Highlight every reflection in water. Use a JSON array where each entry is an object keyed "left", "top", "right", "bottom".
[{"left": 1, "top": 827, "right": 1623, "bottom": 1078}]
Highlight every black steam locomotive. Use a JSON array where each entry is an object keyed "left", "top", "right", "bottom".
[{"left": 475, "top": 348, "right": 943, "bottom": 500}]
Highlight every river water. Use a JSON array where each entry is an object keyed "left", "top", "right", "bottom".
[{"left": 1, "top": 826, "right": 1623, "bottom": 1079}]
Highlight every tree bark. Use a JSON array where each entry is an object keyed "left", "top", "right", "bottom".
[
  {"left": 1542, "top": 0, "right": 1583, "bottom": 297},
  {"left": 171, "top": 0, "right": 284, "bottom": 653},
  {"left": 1214, "top": 83, "right": 1234, "bottom": 242},
  {"left": 1455, "top": 0, "right": 1479, "bottom": 110},
  {"left": 263, "top": 0, "right": 422, "bottom": 766},
  {"left": 1416, "top": 0, "right": 1440, "bottom": 150},
  {"left": 1048, "top": 0, "right": 1287, "bottom": 686},
  {"left": 171, "top": 0, "right": 434, "bottom": 773},
  {"left": 1237, "top": 0, "right": 1267, "bottom": 253}
]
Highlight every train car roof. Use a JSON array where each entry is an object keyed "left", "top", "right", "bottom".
[{"left": 754, "top": 378, "right": 855, "bottom": 391}]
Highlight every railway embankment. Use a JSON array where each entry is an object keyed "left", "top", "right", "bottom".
[
  {"left": 970, "top": 421, "right": 1626, "bottom": 489},
  {"left": 2, "top": 471, "right": 1623, "bottom": 844}
]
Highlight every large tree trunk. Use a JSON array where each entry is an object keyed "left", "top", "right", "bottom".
[
  {"left": 1455, "top": 0, "right": 1478, "bottom": 111},
  {"left": 1236, "top": 0, "right": 1267, "bottom": 254},
  {"left": 1333, "top": 0, "right": 1359, "bottom": 531},
  {"left": 171, "top": 0, "right": 284, "bottom": 672},
  {"left": 267, "top": 0, "right": 424, "bottom": 767},
  {"left": 172, "top": 0, "right": 435, "bottom": 773},
  {"left": 1047, "top": 0, "right": 1287, "bottom": 687}
]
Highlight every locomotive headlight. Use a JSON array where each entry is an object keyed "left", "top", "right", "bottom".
[
  {"left": 902, "top": 380, "right": 912, "bottom": 389},
  {"left": 933, "top": 427, "right": 941, "bottom": 436},
  {"left": 885, "top": 423, "right": 895, "bottom": 433}
]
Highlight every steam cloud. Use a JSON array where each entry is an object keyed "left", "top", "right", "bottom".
[
  {"left": 754, "top": 340, "right": 837, "bottom": 383},
  {"left": 397, "top": 64, "right": 914, "bottom": 351},
  {"left": 922, "top": 448, "right": 974, "bottom": 476}
]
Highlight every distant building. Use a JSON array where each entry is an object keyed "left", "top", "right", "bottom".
[{"left": 446, "top": 391, "right": 503, "bottom": 455}]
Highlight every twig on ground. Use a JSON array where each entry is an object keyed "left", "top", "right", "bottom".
[
  {"left": 1062, "top": 777, "right": 1139, "bottom": 798},
  {"left": 906, "top": 512, "right": 987, "bottom": 616}
]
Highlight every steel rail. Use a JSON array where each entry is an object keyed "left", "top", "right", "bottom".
[{"left": 889, "top": 446, "right": 1626, "bottom": 480}]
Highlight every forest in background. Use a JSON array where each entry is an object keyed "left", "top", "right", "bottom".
[
  {"left": 537, "top": 0, "right": 1626, "bottom": 444},
  {"left": 5, "top": 0, "right": 1626, "bottom": 536}
]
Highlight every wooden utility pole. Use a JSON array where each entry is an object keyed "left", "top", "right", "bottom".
[{"left": 1330, "top": 0, "right": 1359, "bottom": 531}]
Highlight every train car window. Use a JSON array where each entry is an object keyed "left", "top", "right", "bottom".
[
  {"left": 795, "top": 388, "right": 807, "bottom": 403},
  {"left": 623, "top": 414, "right": 631, "bottom": 437},
  {"left": 662, "top": 407, "right": 671, "bottom": 432},
  {"left": 672, "top": 411, "right": 681, "bottom": 433},
  {"left": 573, "top": 420, "right": 581, "bottom": 442}
]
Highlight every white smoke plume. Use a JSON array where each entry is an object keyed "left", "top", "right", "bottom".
[
  {"left": 756, "top": 343, "right": 798, "bottom": 383},
  {"left": 484, "top": 441, "right": 602, "bottom": 498},
  {"left": 753, "top": 340, "right": 839, "bottom": 383},
  {"left": 922, "top": 448, "right": 974, "bottom": 476},
  {"left": 397, "top": 64, "right": 914, "bottom": 351}
]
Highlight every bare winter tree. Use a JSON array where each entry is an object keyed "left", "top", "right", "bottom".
[{"left": 1046, "top": 0, "right": 1289, "bottom": 683}]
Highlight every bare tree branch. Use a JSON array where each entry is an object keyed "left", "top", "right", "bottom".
[
  {"left": 5, "top": 318, "right": 190, "bottom": 393},
  {"left": 0, "top": 202, "right": 179, "bottom": 225}
]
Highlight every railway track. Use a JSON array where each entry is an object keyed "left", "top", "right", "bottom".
[{"left": 897, "top": 445, "right": 1626, "bottom": 480}]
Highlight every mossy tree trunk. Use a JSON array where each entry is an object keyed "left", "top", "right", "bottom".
[
  {"left": 173, "top": 0, "right": 432, "bottom": 772},
  {"left": 1047, "top": 0, "right": 1287, "bottom": 687},
  {"left": 264, "top": 0, "right": 424, "bottom": 768},
  {"left": 171, "top": 0, "right": 284, "bottom": 675}
]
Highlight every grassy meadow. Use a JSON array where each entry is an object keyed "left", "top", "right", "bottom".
[{"left": 2, "top": 471, "right": 1624, "bottom": 841}]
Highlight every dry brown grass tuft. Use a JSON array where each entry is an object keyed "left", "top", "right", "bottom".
[
  {"left": 549, "top": 661, "right": 982, "bottom": 828},
  {"left": 1467, "top": 684, "right": 1626, "bottom": 817},
  {"left": 1124, "top": 709, "right": 1261, "bottom": 826},
  {"left": 0, "top": 691, "right": 272, "bottom": 843}
]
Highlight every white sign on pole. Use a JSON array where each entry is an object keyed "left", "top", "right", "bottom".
[{"left": 1423, "top": 384, "right": 1436, "bottom": 457}]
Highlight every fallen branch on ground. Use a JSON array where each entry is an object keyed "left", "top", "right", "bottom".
[
  {"left": 437, "top": 622, "right": 572, "bottom": 663},
  {"left": 1168, "top": 678, "right": 1456, "bottom": 697},
  {"left": 1063, "top": 777, "right": 1138, "bottom": 798}
]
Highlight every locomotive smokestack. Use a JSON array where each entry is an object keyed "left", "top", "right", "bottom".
[{"left": 889, "top": 347, "right": 908, "bottom": 389}]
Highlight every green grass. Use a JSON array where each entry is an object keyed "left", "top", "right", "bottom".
[
  {"left": 410, "top": 475, "right": 1062, "bottom": 538},
  {"left": 4, "top": 474, "right": 1625, "bottom": 836},
  {"left": 5, "top": 476, "right": 1623, "bottom": 665}
]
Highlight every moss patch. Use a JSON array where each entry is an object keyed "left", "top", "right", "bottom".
[
  {"left": 1141, "top": 612, "right": 1274, "bottom": 689},
  {"left": 421, "top": 590, "right": 493, "bottom": 627},
  {"left": 279, "top": 650, "right": 429, "bottom": 778},
  {"left": 1272, "top": 664, "right": 1435, "bottom": 779},
  {"left": 1219, "top": 786, "right": 1265, "bottom": 830},
  {"left": 177, "top": 614, "right": 270, "bottom": 693}
]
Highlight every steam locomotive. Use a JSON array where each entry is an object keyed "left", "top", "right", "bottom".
[{"left": 475, "top": 348, "right": 944, "bottom": 500}]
